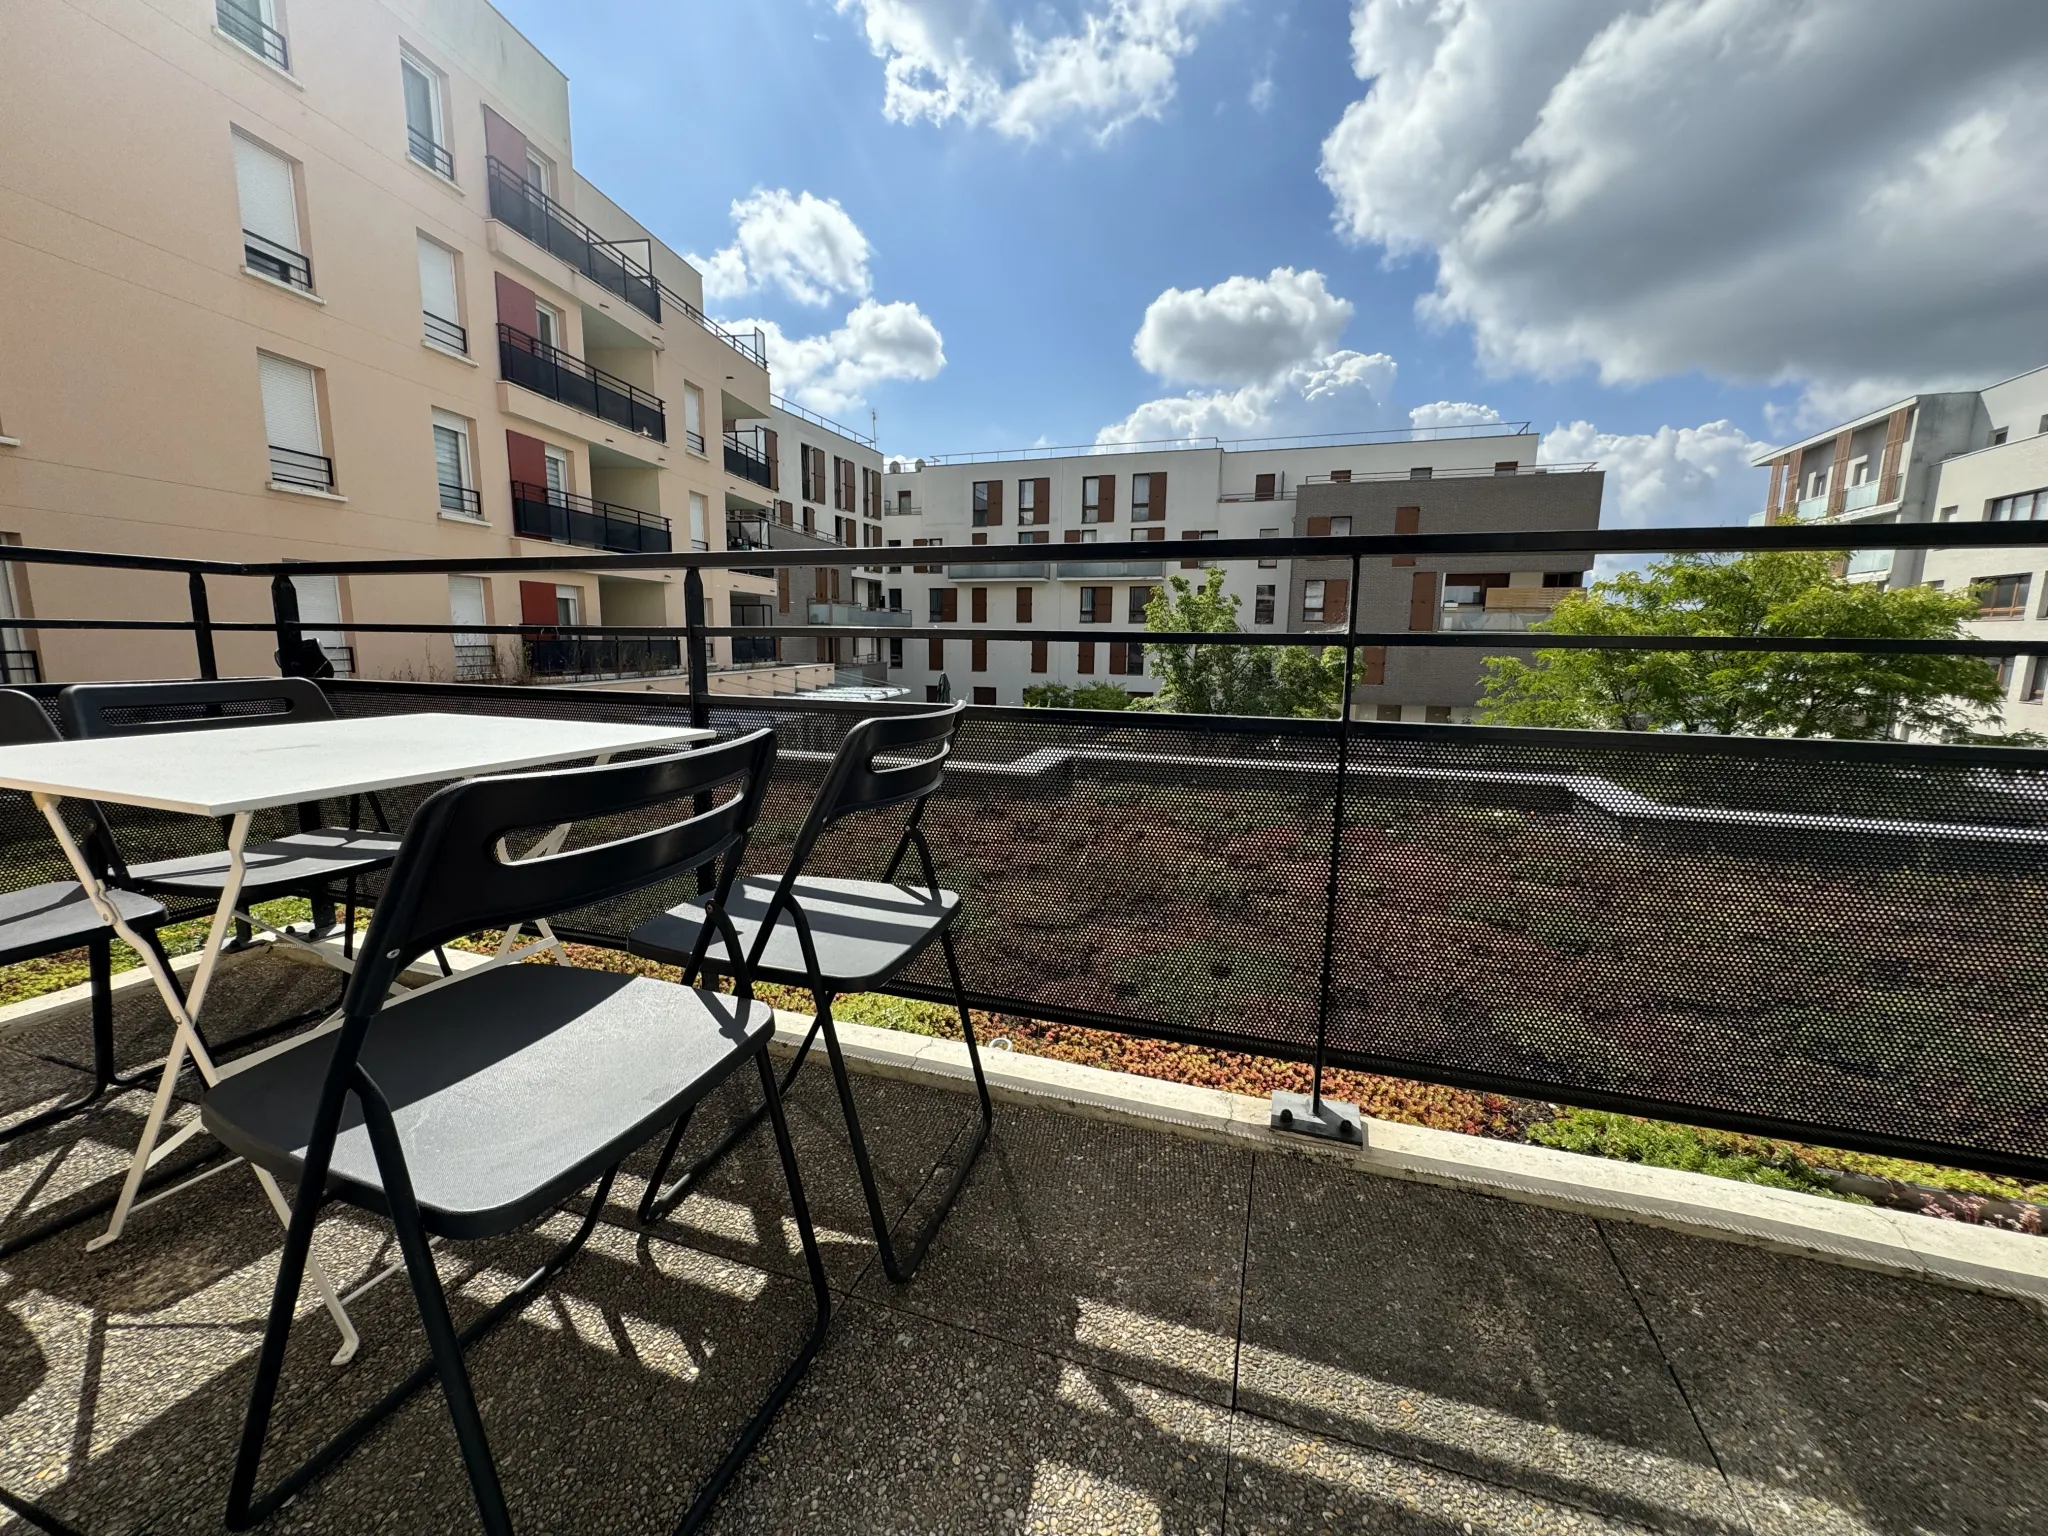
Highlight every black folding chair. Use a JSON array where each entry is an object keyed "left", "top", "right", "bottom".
[
  {"left": 0, "top": 689, "right": 175, "bottom": 1144},
  {"left": 59, "top": 679, "right": 403, "bottom": 965},
  {"left": 629, "top": 701, "right": 991, "bottom": 1284},
  {"left": 206, "top": 728, "right": 828, "bottom": 1536}
]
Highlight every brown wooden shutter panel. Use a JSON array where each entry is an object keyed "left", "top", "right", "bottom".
[
  {"left": 1408, "top": 570, "right": 1438, "bottom": 631},
  {"left": 940, "top": 588, "right": 958, "bottom": 622},
  {"left": 1393, "top": 505, "right": 1420, "bottom": 567},
  {"left": 1358, "top": 646, "right": 1386, "bottom": 686},
  {"left": 1065, "top": 529, "right": 1083, "bottom": 543},
  {"left": 971, "top": 638, "right": 987, "bottom": 671},
  {"left": 1877, "top": 409, "right": 1911, "bottom": 504},
  {"left": 1255, "top": 473, "right": 1276, "bottom": 501},
  {"left": 1077, "top": 640, "right": 1095, "bottom": 674},
  {"left": 1307, "top": 516, "right": 1331, "bottom": 538},
  {"left": 1323, "top": 578, "right": 1350, "bottom": 625},
  {"left": 1151, "top": 471, "right": 1165, "bottom": 522},
  {"left": 1764, "top": 459, "right": 1784, "bottom": 523},
  {"left": 1825, "top": 431, "right": 1853, "bottom": 517},
  {"left": 929, "top": 638, "right": 945, "bottom": 669},
  {"left": 1108, "top": 641, "right": 1126, "bottom": 674},
  {"left": 971, "top": 587, "right": 988, "bottom": 623},
  {"left": 1092, "top": 585, "right": 1112, "bottom": 621},
  {"left": 777, "top": 569, "right": 789, "bottom": 614},
  {"left": 813, "top": 568, "right": 828, "bottom": 601},
  {"left": 518, "top": 580, "right": 556, "bottom": 626},
  {"left": 1017, "top": 587, "right": 1034, "bottom": 622},
  {"left": 987, "top": 480, "right": 1003, "bottom": 526},
  {"left": 1030, "top": 638, "right": 1048, "bottom": 672},
  {"left": 1180, "top": 532, "right": 1203, "bottom": 569},
  {"left": 828, "top": 568, "right": 842, "bottom": 602},
  {"left": 763, "top": 429, "right": 779, "bottom": 491},
  {"left": 1100, "top": 476, "right": 1116, "bottom": 521},
  {"left": 1034, "top": 478, "right": 1051, "bottom": 524}
]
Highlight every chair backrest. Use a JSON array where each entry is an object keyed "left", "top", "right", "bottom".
[
  {"left": 59, "top": 677, "right": 335, "bottom": 740},
  {"left": 0, "top": 689, "right": 58, "bottom": 747},
  {"left": 778, "top": 702, "right": 966, "bottom": 895},
  {"left": 341, "top": 728, "right": 777, "bottom": 1016}
]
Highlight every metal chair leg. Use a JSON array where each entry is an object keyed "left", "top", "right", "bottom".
[{"left": 0, "top": 937, "right": 117, "bottom": 1145}]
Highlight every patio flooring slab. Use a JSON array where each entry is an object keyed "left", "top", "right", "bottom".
[{"left": 2, "top": 950, "right": 2045, "bottom": 1535}]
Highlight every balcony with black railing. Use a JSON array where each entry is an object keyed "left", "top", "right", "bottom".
[
  {"left": 423, "top": 311, "right": 467, "bottom": 354},
  {"left": 486, "top": 157, "right": 660, "bottom": 322},
  {"left": 723, "top": 430, "right": 774, "bottom": 489},
  {"left": 407, "top": 125, "right": 454, "bottom": 181},
  {"left": 242, "top": 229, "right": 312, "bottom": 292},
  {"left": 511, "top": 481, "right": 671, "bottom": 554},
  {"left": 267, "top": 445, "right": 333, "bottom": 491},
  {"left": 521, "top": 630, "right": 683, "bottom": 680},
  {"left": 498, "top": 324, "right": 666, "bottom": 442},
  {"left": 216, "top": 0, "right": 288, "bottom": 70}
]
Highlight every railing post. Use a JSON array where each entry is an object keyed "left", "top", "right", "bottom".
[
  {"left": 270, "top": 574, "right": 307, "bottom": 677},
  {"left": 1277, "top": 550, "right": 1364, "bottom": 1144},
  {"left": 683, "top": 565, "right": 715, "bottom": 893},
  {"left": 188, "top": 571, "right": 218, "bottom": 680}
]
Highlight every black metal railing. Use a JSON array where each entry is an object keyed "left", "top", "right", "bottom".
[
  {"left": 267, "top": 445, "right": 333, "bottom": 491},
  {"left": 724, "top": 430, "right": 774, "bottom": 488},
  {"left": 423, "top": 311, "right": 467, "bottom": 353},
  {"left": 453, "top": 642, "right": 497, "bottom": 680},
  {"left": 0, "top": 650, "right": 40, "bottom": 685},
  {"left": 242, "top": 229, "right": 312, "bottom": 291},
  {"left": 407, "top": 125, "right": 454, "bottom": 180},
  {"left": 438, "top": 483, "right": 482, "bottom": 518},
  {"left": 511, "top": 481, "right": 671, "bottom": 554},
  {"left": 522, "top": 631, "right": 683, "bottom": 679},
  {"left": 217, "top": 0, "right": 288, "bottom": 70},
  {"left": 497, "top": 324, "right": 666, "bottom": 441},
  {"left": 486, "top": 157, "right": 659, "bottom": 322}
]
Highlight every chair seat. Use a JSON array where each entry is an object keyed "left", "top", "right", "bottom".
[
  {"left": 122, "top": 827, "right": 402, "bottom": 896},
  {"left": 630, "top": 874, "right": 959, "bottom": 989},
  {"left": 0, "top": 880, "right": 167, "bottom": 965},
  {"left": 200, "top": 963, "right": 775, "bottom": 1241}
]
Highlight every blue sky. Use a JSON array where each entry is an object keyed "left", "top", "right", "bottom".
[{"left": 489, "top": 0, "right": 2048, "bottom": 527}]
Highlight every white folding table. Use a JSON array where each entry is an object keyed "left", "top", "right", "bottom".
[{"left": 0, "top": 710, "right": 711, "bottom": 1362}]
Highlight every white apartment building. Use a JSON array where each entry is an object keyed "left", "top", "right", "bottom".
[
  {"left": 1754, "top": 364, "right": 2048, "bottom": 733},
  {"left": 879, "top": 427, "right": 1547, "bottom": 705}
]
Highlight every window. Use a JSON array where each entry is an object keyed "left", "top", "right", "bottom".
[
  {"left": 1079, "top": 586, "right": 1112, "bottom": 623},
  {"left": 683, "top": 386, "right": 704, "bottom": 454},
  {"left": 1109, "top": 642, "right": 1145, "bottom": 677},
  {"left": 543, "top": 444, "right": 570, "bottom": 499},
  {"left": 1082, "top": 475, "right": 1113, "bottom": 523},
  {"left": 973, "top": 686, "right": 996, "bottom": 705},
  {"left": 533, "top": 301, "right": 562, "bottom": 352},
  {"left": 1254, "top": 585, "right": 1276, "bottom": 625},
  {"left": 896, "top": 488, "right": 915, "bottom": 516},
  {"left": 1064, "top": 528, "right": 1099, "bottom": 545},
  {"left": 972, "top": 480, "right": 1002, "bottom": 526},
  {"left": 1019, "top": 528, "right": 1048, "bottom": 545},
  {"left": 217, "top": 0, "right": 288, "bottom": 72},
  {"left": 1989, "top": 490, "right": 2046, "bottom": 521},
  {"left": 417, "top": 236, "right": 464, "bottom": 352},
  {"left": 1018, "top": 479, "right": 1037, "bottom": 519},
  {"left": 1377, "top": 705, "right": 1404, "bottom": 722},
  {"left": 1939, "top": 505, "right": 1959, "bottom": 522},
  {"left": 1848, "top": 457, "right": 1870, "bottom": 486},
  {"left": 554, "top": 585, "right": 580, "bottom": 627},
  {"left": 1442, "top": 572, "right": 1509, "bottom": 611},
  {"left": 525, "top": 148, "right": 552, "bottom": 198},
  {"left": 1990, "top": 427, "right": 2009, "bottom": 447},
  {"left": 400, "top": 51, "right": 452, "bottom": 178},
  {"left": 1330, "top": 516, "right": 1352, "bottom": 537},
  {"left": 1017, "top": 587, "right": 1034, "bottom": 623},
  {"left": 929, "top": 588, "right": 957, "bottom": 622},
  {"left": 2028, "top": 656, "right": 2048, "bottom": 703},
  {"left": 889, "top": 638, "right": 904, "bottom": 669},
  {"left": 1409, "top": 466, "right": 1434, "bottom": 480},
  {"left": 1977, "top": 573, "right": 2032, "bottom": 618},
  {"left": 258, "top": 354, "right": 330, "bottom": 490},
  {"left": 1131, "top": 525, "right": 1163, "bottom": 542},
  {"left": 689, "top": 492, "right": 708, "bottom": 551},
  {"left": 1254, "top": 473, "right": 1277, "bottom": 501},
  {"left": 1129, "top": 586, "right": 1152, "bottom": 623},
  {"left": 888, "top": 586, "right": 903, "bottom": 610},
  {"left": 290, "top": 573, "right": 351, "bottom": 676},
  {"left": 1302, "top": 580, "right": 1326, "bottom": 623},
  {"left": 233, "top": 132, "right": 310, "bottom": 290},
  {"left": 971, "top": 639, "right": 988, "bottom": 672},
  {"left": 1180, "top": 530, "right": 1216, "bottom": 569},
  {"left": 431, "top": 410, "right": 477, "bottom": 518},
  {"left": 1131, "top": 472, "right": 1165, "bottom": 522},
  {"left": 1425, "top": 705, "right": 1453, "bottom": 723},
  {"left": 449, "top": 576, "right": 490, "bottom": 678}
]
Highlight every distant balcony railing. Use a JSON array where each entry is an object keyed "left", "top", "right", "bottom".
[
  {"left": 243, "top": 229, "right": 312, "bottom": 291},
  {"left": 806, "top": 602, "right": 910, "bottom": 628},
  {"left": 0, "top": 650, "right": 41, "bottom": 685},
  {"left": 522, "top": 632, "right": 682, "bottom": 679},
  {"left": 438, "top": 482, "right": 482, "bottom": 519},
  {"left": 407, "top": 125, "right": 454, "bottom": 181},
  {"left": 946, "top": 562, "right": 1050, "bottom": 581},
  {"left": 486, "top": 157, "right": 660, "bottom": 322},
  {"left": 511, "top": 481, "right": 671, "bottom": 554},
  {"left": 730, "top": 633, "right": 776, "bottom": 664},
  {"left": 217, "top": 0, "right": 288, "bottom": 70},
  {"left": 498, "top": 324, "right": 666, "bottom": 441},
  {"left": 1054, "top": 559, "right": 1164, "bottom": 580},
  {"left": 268, "top": 445, "right": 333, "bottom": 491},
  {"left": 452, "top": 642, "right": 497, "bottom": 681},
  {"left": 728, "top": 517, "right": 841, "bottom": 553},
  {"left": 1796, "top": 494, "right": 1829, "bottom": 518},
  {"left": 423, "top": 311, "right": 467, "bottom": 353},
  {"left": 1844, "top": 482, "right": 1882, "bottom": 512},
  {"left": 724, "top": 431, "right": 774, "bottom": 488}
]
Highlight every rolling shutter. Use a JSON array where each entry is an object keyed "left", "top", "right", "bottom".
[
  {"left": 417, "top": 237, "right": 459, "bottom": 323},
  {"left": 233, "top": 134, "right": 298, "bottom": 249},
  {"left": 258, "top": 355, "right": 321, "bottom": 452}
]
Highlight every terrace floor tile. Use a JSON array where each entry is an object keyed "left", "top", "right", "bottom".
[
  {"left": 1603, "top": 1222, "right": 2048, "bottom": 1536},
  {"left": 1235, "top": 1154, "right": 1746, "bottom": 1533}
]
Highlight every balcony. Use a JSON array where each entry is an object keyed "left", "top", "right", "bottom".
[
  {"left": 522, "top": 630, "right": 683, "bottom": 679},
  {"left": 267, "top": 444, "right": 333, "bottom": 491},
  {"left": 242, "top": 228, "right": 312, "bottom": 291},
  {"left": 512, "top": 481, "right": 671, "bottom": 554},
  {"left": 1054, "top": 558, "right": 1165, "bottom": 580},
  {"left": 946, "top": 562, "right": 1050, "bottom": 581},
  {"left": 216, "top": 0, "right": 288, "bottom": 70},
  {"left": 807, "top": 601, "right": 910, "bottom": 627},
  {"left": 487, "top": 156, "right": 660, "bottom": 322},
  {"left": 498, "top": 324, "right": 666, "bottom": 442},
  {"left": 724, "top": 430, "right": 774, "bottom": 488},
  {"left": 1439, "top": 587, "right": 1569, "bottom": 631},
  {"left": 406, "top": 125, "right": 454, "bottom": 181},
  {"left": 728, "top": 516, "right": 842, "bottom": 554},
  {"left": 422, "top": 310, "right": 467, "bottom": 354},
  {"left": 1844, "top": 481, "right": 1882, "bottom": 512}
]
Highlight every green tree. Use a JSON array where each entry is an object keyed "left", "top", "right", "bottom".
[
  {"left": 1020, "top": 680, "right": 1136, "bottom": 710},
  {"left": 1143, "top": 569, "right": 1347, "bottom": 718},
  {"left": 1478, "top": 550, "right": 2019, "bottom": 741}
]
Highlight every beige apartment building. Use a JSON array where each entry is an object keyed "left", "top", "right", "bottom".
[{"left": 0, "top": 0, "right": 774, "bottom": 685}]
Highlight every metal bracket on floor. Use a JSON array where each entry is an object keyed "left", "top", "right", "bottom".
[{"left": 1270, "top": 1090, "right": 1363, "bottom": 1143}]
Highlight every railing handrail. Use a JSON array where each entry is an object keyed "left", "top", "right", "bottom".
[
  {"left": 510, "top": 479, "right": 668, "bottom": 530},
  {"left": 1294, "top": 461, "right": 1598, "bottom": 487},
  {"left": 894, "top": 421, "right": 1537, "bottom": 468},
  {"left": 766, "top": 392, "right": 876, "bottom": 447},
  {"left": 217, "top": 0, "right": 289, "bottom": 70},
  {"left": 242, "top": 228, "right": 312, "bottom": 290},
  {"left": 496, "top": 323, "right": 665, "bottom": 415},
  {"left": 485, "top": 156, "right": 654, "bottom": 284}
]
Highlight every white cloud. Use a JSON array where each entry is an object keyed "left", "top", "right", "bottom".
[
  {"left": 1248, "top": 70, "right": 1273, "bottom": 112},
  {"left": 1319, "top": 0, "right": 2048, "bottom": 398},
  {"left": 1097, "top": 350, "right": 1398, "bottom": 444},
  {"left": 690, "top": 189, "right": 872, "bottom": 307},
  {"left": 734, "top": 299, "right": 946, "bottom": 416},
  {"left": 1544, "top": 419, "right": 1765, "bottom": 533},
  {"left": 836, "top": 0, "right": 1234, "bottom": 144},
  {"left": 1132, "top": 267, "right": 1353, "bottom": 387},
  {"left": 1408, "top": 400, "right": 1501, "bottom": 432}
]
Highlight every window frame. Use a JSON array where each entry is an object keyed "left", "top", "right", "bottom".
[{"left": 399, "top": 47, "right": 450, "bottom": 173}]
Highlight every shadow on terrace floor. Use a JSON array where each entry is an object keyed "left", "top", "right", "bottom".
[{"left": 1, "top": 949, "right": 2045, "bottom": 1535}]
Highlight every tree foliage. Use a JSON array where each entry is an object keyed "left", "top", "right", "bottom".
[
  {"left": 1478, "top": 550, "right": 2017, "bottom": 741},
  {"left": 1020, "top": 681, "right": 1136, "bottom": 710},
  {"left": 1142, "top": 569, "right": 1347, "bottom": 719}
]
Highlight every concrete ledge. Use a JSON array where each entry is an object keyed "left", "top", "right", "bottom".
[{"left": 781, "top": 1010, "right": 2048, "bottom": 1307}]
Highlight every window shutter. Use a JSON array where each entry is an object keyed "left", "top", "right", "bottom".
[
  {"left": 971, "top": 586, "right": 988, "bottom": 623},
  {"left": 494, "top": 272, "right": 539, "bottom": 336},
  {"left": 481, "top": 105, "right": 529, "bottom": 172},
  {"left": 940, "top": 588, "right": 958, "bottom": 622},
  {"left": 928, "top": 637, "right": 944, "bottom": 669},
  {"left": 777, "top": 498, "right": 793, "bottom": 525},
  {"left": 1180, "top": 532, "right": 1202, "bottom": 569},
  {"left": 972, "top": 638, "right": 987, "bottom": 672},
  {"left": 505, "top": 430, "right": 545, "bottom": 488},
  {"left": 519, "top": 580, "right": 557, "bottom": 626},
  {"left": 814, "top": 568, "right": 829, "bottom": 601},
  {"left": 1017, "top": 587, "right": 1033, "bottom": 622},
  {"left": 1408, "top": 570, "right": 1438, "bottom": 631},
  {"left": 1323, "top": 578, "right": 1349, "bottom": 626},
  {"left": 1307, "top": 516, "right": 1331, "bottom": 538},
  {"left": 1358, "top": 646, "right": 1386, "bottom": 686},
  {"left": 828, "top": 568, "right": 842, "bottom": 602},
  {"left": 1090, "top": 585, "right": 1111, "bottom": 622},
  {"left": 1064, "top": 529, "right": 1083, "bottom": 543},
  {"left": 764, "top": 429, "right": 779, "bottom": 491},
  {"left": 1077, "top": 640, "right": 1095, "bottom": 675},
  {"left": 1109, "top": 642, "right": 1126, "bottom": 674},
  {"left": 971, "top": 532, "right": 988, "bottom": 546},
  {"left": 777, "top": 568, "right": 790, "bottom": 614},
  {"left": 1393, "top": 505, "right": 1420, "bottom": 567},
  {"left": 987, "top": 479, "right": 1003, "bottom": 526},
  {"left": 1100, "top": 476, "right": 1116, "bottom": 521},
  {"left": 1150, "top": 471, "right": 1166, "bottom": 521},
  {"left": 1031, "top": 639, "right": 1048, "bottom": 673},
  {"left": 1329, "top": 469, "right": 1352, "bottom": 483},
  {"left": 258, "top": 355, "right": 321, "bottom": 452},
  {"left": 417, "top": 237, "right": 458, "bottom": 323},
  {"left": 1254, "top": 473, "right": 1276, "bottom": 502},
  {"left": 1033, "top": 478, "right": 1052, "bottom": 524},
  {"left": 233, "top": 134, "right": 299, "bottom": 249}
]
